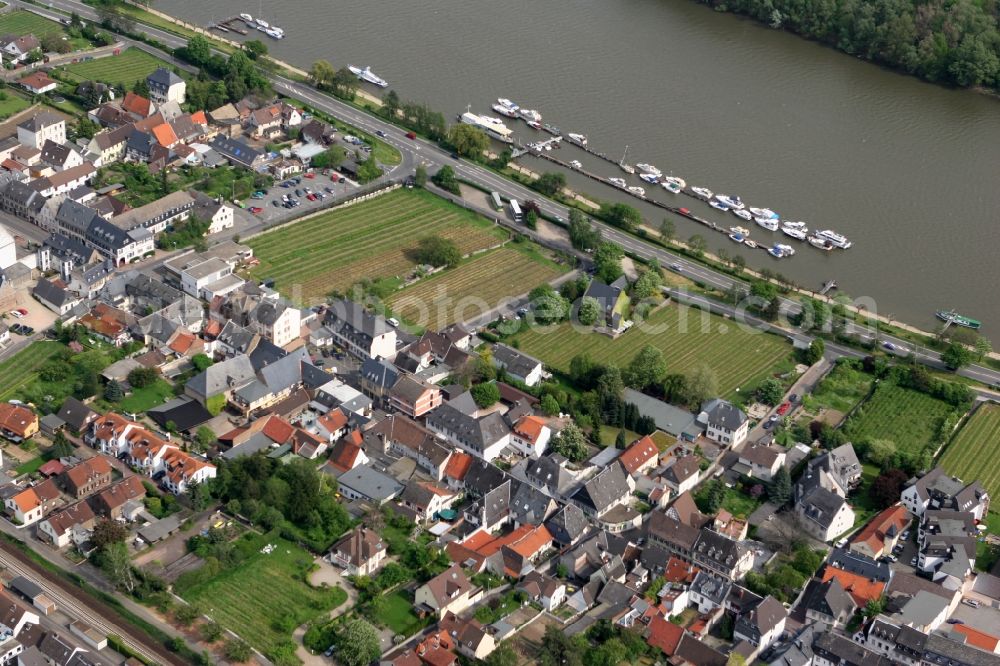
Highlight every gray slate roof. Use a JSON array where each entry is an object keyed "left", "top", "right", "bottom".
[
  {"left": 569, "top": 462, "right": 631, "bottom": 514},
  {"left": 186, "top": 354, "right": 255, "bottom": 398}
]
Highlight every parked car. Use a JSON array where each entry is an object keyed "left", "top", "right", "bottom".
[
  {"left": 387, "top": 318, "right": 400, "bottom": 328},
  {"left": 8, "top": 310, "right": 22, "bottom": 319},
  {"left": 249, "top": 207, "right": 263, "bottom": 214},
  {"left": 272, "top": 200, "right": 280, "bottom": 207},
  {"left": 338, "top": 177, "right": 346, "bottom": 184},
  {"left": 789, "top": 393, "right": 799, "bottom": 403},
  {"left": 947, "top": 619, "right": 965, "bottom": 624},
  {"left": 776, "top": 402, "right": 791, "bottom": 416},
  {"left": 305, "top": 172, "right": 316, "bottom": 179},
  {"left": 910, "top": 557, "right": 918, "bottom": 566},
  {"left": 962, "top": 598, "right": 980, "bottom": 608},
  {"left": 307, "top": 194, "right": 317, "bottom": 201},
  {"left": 901, "top": 530, "right": 910, "bottom": 540}
]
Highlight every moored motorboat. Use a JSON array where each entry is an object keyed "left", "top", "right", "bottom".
[
  {"left": 709, "top": 200, "right": 730, "bottom": 211},
  {"left": 744, "top": 239, "right": 759, "bottom": 249},
  {"left": 816, "top": 229, "right": 852, "bottom": 249},
  {"left": 769, "top": 243, "right": 795, "bottom": 258},
  {"left": 255, "top": 18, "right": 270, "bottom": 28},
  {"left": 808, "top": 235, "right": 833, "bottom": 250},
  {"left": 526, "top": 120, "right": 542, "bottom": 130},
  {"left": 627, "top": 186, "right": 646, "bottom": 197},
  {"left": 715, "top": 194, "right": 745, "bottom": 209},
  {"left": 754, "top": 216, "right": 779, "bottom": 231},
  {"left": 635, "top": 163, "right": 661, "bottom": 176},
  {"left": 567, "top": 133, "right": 588, "bottom": 146},
  {"left": 639, "top": 173, "right": 660, "bottom": 184},
  {"left": 542, "top": 124, "right": 561, "bottom": 136},
  {"left": 732, "top": 208, "right": 753, "bottom": 221},
  {"left": 730, "top": 226, "right": 750, "bottom": 236},
  {"left": 729, "top": 232, "right": 745, "bottom": 243},
  {"left": 662, "top": 175, "right": 686, "bottom": 190},
  {"left": 691, "top": 186, "right": 713, "bottom": 200},
  {"left": 519, "top": 108, "right": 542, "bottom": 123},
  {"left": 782, "top": 225, "right": 808, "bottom": 241},
  {"left": 749, "top": 207, "right": 779, "bottom": 220},
  {"left": 491, "top": 103, "right": 519, "bottom": 118},
  {"left": 608, "top": 177, "right": 628, "bottom": 188},
  {"left": 497, "top": 98, "right": 519, "bottom": 112},
  {"left": 620, "top": 164, "right": 635, "bottom": 174},
  {"left": 348, "top": 65, "right": 388, "bottom": 87},
  {"left": 240, "top": 13, "right": 253, "bottom": 22},
  {"left": 569, "top": 160, "right": 583, "bottom": 169},
  {"left": 661, "top": 180, "right": 681, "bottom": 194}
]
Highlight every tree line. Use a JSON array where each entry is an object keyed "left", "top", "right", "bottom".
[{"left": 696, "top": 0, "right": 1000, "bottom": 90}]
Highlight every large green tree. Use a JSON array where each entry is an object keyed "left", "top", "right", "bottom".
[
  {"left": 447, "top": 124, "right": 489, "bottom": 158},
  {"left": 337, "top": 619, "right": 380, "bottom": 666}
]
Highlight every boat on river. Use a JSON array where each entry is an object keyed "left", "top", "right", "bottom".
[
  {"left": 781, "top": 224, "right": 808, "bottom": 241},
  {"left": 627, "top": 186, "right": 646, "bottom": 197},
  {"left": 729, "top": 232, "right": 745, "bottom": 244},
  {"left": 749, "top": 207, "right": 779, "bottom": 220},
  {"left": 661, "top": 180, "right": 681, "bottom": 194},
  {"left": 639, "top": 173, "right": 659, "bottom": 184},
  {"left": 240, "top": 13, "right": 253, "bottom": 22},
  {"left": 567, "top": 133, "right": 588, "bottom": 147},
  {"left": 542, "top": 124, "right": 561, "bottom": 136},
  {"left": 808, "top": 235, "right": 834, "bottom": 250},
  {"left": 662, "top": 176, "right": 686, "bottom": 190},
  {"left": 936, "top": 310, "right": 982, "bottom": 330},
  {"left": 816, "top": 229, "right": 852, "bottom": 249},
  {"left": 755, "top": 216, "right": 779, "bottom": 231},
  {"left": 715, "top": 194, "right": 745, "bottom": 209},
  {"left": 732, "top": 208, "right": 753, "bottom": 222},
  {"left": 691, "top": 186, "right": 713, "bottom": 200},
  {"left": 769, "top": 243, "right": 795, "bottom": 258},
  {"left": 608, "top": 177, "right": 628, "bottom": 188},
  {"left": 709, "top": 200, "right": 730, "bottom": 211},
  {"left": 635, "top": 163, "right": 661, "bottom": 176},
  {"left": 348, "top": 65, "right": 388, "bottom": 87}
]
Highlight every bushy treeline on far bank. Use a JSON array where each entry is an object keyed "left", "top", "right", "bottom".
[{"left": 698, "top": 0, "right": 1000, "bottom": 89}]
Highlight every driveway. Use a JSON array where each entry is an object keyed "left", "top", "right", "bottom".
[{"left": 293, "top": 557, "right": 357, "bottom": 665}]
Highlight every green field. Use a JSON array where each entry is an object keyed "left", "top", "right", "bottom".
[
  {"left": 0, "top": 92, "right": 31, "bottom": 121},
  {"left": 844, "top": 382, "right": 961, "bottom": 454},
  {"left": 0, "top": 10, "right": 63, "bottom": 38},
  {"left": 60, "top": 48, "right": 178, "bottom": 89},
  {"left": 387, "top": 245, "right": 567, "bottom": 331},
  {"left": 941, "top": 403, "right": 1000, "bottom": 501},
  {"left": 179, "top": 532, "right": 346, "bottom": 657},
  {"left": 248, "top": 189, "right": 508, "bottom": 303},
  {"left": 0, "top": 342, "right": 65, "bottom": 403},
  {"left": 512, "top": 303, "right": 793, "bottom": 398}
]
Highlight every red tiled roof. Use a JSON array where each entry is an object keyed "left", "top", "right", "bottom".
[
  {"left": 204, "top": 320, "right": 223, "bottom": 338},
  {"left": 0, "top": 404, "right": 37, "bottom": 438},
  {"left": 821, "top": 568, "right": 886, "bottom": 607},
  {"left": 513, "top": 415, "right": 546, "bottom": 444},
  {"left": 663, "top": 556, "right": 699, "bottom": 584},
  {"left": 953, "top": 624, "right": 1000, "bottom": 652},
  {"left": 19, "top": 72, "right": 56, "bottom": 91},
  {"left": 122, "top": 92, "right": 152, "bottom": 117},
  {"left": 647, "top": 615, "right": 684, "bottom": 655},
  {"left": 619, "top": 435, "right": 660, "bottom": 475},
  {"left": 443, "top": 451, "right": 473, "bottom": 482},
  {"left": 328, "top": 437, "right": 362, "bottom": 473},
  {"left": 168, "top": 330, "right": 197, "bottom": 355},
  {"left": 851, "top": 504, "right": 909, "bottom": 554},
  {"left": 318, "top": 409, "right": 348, "bottom": 433},
  {"left": 261, "top": 415, "right": 295, "bottom": 444},
  {"left": 38, "top": 460, "right": 65, "bottom": 477},
  {"left": 190, "top": 110, "right": 207, "bottom": 125},
  {"left": 150, "top": 123, "right": 178, "bottom": 148}
]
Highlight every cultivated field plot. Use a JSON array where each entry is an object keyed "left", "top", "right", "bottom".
[
  {"left": 0, "top": 342, "right": 64, "bottom": 402},
  {"left": 388, "top": 246, "right": 566, "bottom": 331},
  {"left": 179, "top": 532, "right": 346, "bottom": 656},
  {"left": 60, "top": 48, "right": 178, "bottom": 89},
  {"left": 0, "top": 11, "right": 63, "bottom": 37},
  {"left": 844, "top": 382, "right": 961, "bottom": 454},
  {"left": 248, "top": 189, "right": 507, "bottom": 303},
  {"left": 513, "top": 303, "right": 792, "bottom": 397},
  {"left": 941, "top": 403, "right": 1000, "bottom": 500}
]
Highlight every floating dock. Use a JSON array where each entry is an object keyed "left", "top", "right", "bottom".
[{"left": 819, "top": 280, "right": 838, "bottom": 295}]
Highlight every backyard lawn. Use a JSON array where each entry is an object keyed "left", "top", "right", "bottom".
[
  {"left": 599, "top": 425, "right": 642, "bottom": 447},
  {"left": 387, "top": 245, "right": 567, "bottom": 331},
  {"left": 95, "top": 378, "right": 174, "bottom": 414},
  {"left": 178, "top": 532, "right": 346, "bottom": 657},
  {"left": 843, "top": 382, "right": 962, "bottom": 455},
  {"left": 0, "top": 92, "right": 31, "bottom": 121},
  {"left": 512, "top": 303, "right": 794, "bottom": 398},
  {"left": 0, "top": 342, "right": 65, "bottom": 403},
  {"left": 940, "top": 403, "right": 1000, "bottom": 501},
  {"left": 248, "top": 189, "right": 508, "bottom": 303},
  {"left": 378, "top": 590, "right": 425, "bottom": 636},
  {"left": 59, "top": 48, "right": 179, "bottom": 89}
]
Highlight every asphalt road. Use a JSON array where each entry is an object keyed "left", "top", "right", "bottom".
[{"left": 20, "top": 0, "right": 1000, "bottom": 388}]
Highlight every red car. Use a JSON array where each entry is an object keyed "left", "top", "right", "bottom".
[
  {"left": 679, "top": 208, "right": 690, "bottom": 215},
  {"left": 307, "top": 194, "right": 317, "bottom": 201},
  {"left": 405, "top": 131, "right": 416, "bottom": 140},
  {"left": 776, "top": 402, "right": 791, "bottom": 416},
  {"left": 249, "top": 207, "right": 263, "bottom": 214},
  {"left": 305, "top": 172, "right": 316, "bottom": 179},
  {"left": 16, "top": 308, "right": 27, "bottom": 316}
]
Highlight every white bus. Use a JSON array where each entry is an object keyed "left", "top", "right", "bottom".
[
  {"left": 490, "top": 191, "right": 503, "bottom": 211},
  {"left": 509, "top": 199, "right": 523, "bottom": 223}
]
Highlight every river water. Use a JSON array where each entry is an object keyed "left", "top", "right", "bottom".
[{"left": 159, "top": 0, "right": 1000, "bottom": 336}]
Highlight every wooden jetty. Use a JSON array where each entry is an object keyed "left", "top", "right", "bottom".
[{"left": 209, "top": 16, "right": 249, "bottom": 35}]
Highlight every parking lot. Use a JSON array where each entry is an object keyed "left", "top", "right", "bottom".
[
  {"left": 232, "top": 169, "right": 362, "bottom": 232},
  {"left": 4, "top": 291, "right": 58, "bottom": 340}
]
